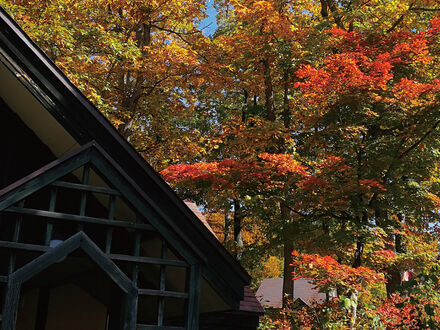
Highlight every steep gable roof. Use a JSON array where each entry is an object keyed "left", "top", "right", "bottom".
[{"left": 0, "top": 6, "right": 250, "bottom": 308}]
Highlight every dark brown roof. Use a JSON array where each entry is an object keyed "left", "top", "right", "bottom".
[{"left": 239, "top": 286, "right": 264, "bottom": 314}]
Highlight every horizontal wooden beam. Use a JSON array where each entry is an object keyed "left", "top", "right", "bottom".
[
  {"left": 109, "top": 254, "right": 187, "bottom": 267},
  {"left": 136, "top": 325, "right": 184, "bottom": 330},
  {"left": 0, "top": 241, "right": 49, "bottom": 252},
  {"left": 51, "top": 180, "right": 121, "bottom": 196},
  {"left": 138, "top": 289, "right": 188, "bottom": 299},
  {"left": 0, "top": 275, "right": 7, "bottom": 282},
  {"left": 5, "top": 207, "right": 155, "bottom": 231}
]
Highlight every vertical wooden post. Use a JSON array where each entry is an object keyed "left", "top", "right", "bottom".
[
  {"left": 45, "top": 188, "right": 57, "bottom": 245},
  {"left": 132, "top": 232, "right": 141, "bottom": 285},
  {"left": 12, "top": 201, "right": 24, "bottom": 242},
  {"left": 122, "top": 289, "right": 138, "bottom": 330},
  {"left": 105, "top": 229, "right": 113, "bottom": 254},
  {"left": 78, "top": 165, "right": 89, "bottom": 231},
  {"left": 105, "top": 195, "right": 115, "bottom": 254},
  {"left": 108, "top": 195, "right": 115, "bottom": 220},
  {"left": 157, "top": 239, "right": 167, "bottom": 326},
  {"left": 1, "top": 280, "right": 20, "bottom": 330},
  {"left": 8, "top": 201, "right": 24, "bottom": 277},
  {"left": 7, "top": 255, "right": 15, "bottom": 277},
  {"left": 130, "top": 232, "right": 141, "bottom": 330},
  {"left": 185, "top": 263, "right": 201, "bottom": 330}
]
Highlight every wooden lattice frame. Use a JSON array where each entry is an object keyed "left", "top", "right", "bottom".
[
  {"left": 1, "top": 232, "right": 138, "bottom": 330},
  {"left": 0, "top": 141, "right": 201, "bottom": 330}
]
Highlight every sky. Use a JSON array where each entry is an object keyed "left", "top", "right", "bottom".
[{"left": 200, "top": 0, "right": 218, "bottom": 36}]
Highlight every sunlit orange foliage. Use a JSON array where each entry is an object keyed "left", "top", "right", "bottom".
[{"left": 291, "top": 251, "right": 385, "bottom": 294}]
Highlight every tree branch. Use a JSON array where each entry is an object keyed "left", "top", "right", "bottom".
[
  {"left": 387, "top": 3, "right": 413, "bottom": 34},
  {"left": 399, "top": 118, "right": 440, "bottom": 160},
  {"left": 410, "top": 7, "right": 440, "bottom": 12}
]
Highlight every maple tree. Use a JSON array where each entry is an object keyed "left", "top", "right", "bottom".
[
  {"left": 1, "top": 0, "right": 210, "bottom": 168},
  {"left": 162, "top": 0, "right": 440, "bottom": 312},
  {"left": 286, "top": 243, "right": 440, "bottom": 329},
  {"left": 4, "top": 0, "right": 440, "bottom": 327}
]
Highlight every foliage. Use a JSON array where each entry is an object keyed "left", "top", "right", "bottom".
[
  {"left": 5, "top": 0, "right": 440, "bottom": 327},
  {"left": 1, "top": 0, "right": 210, "bottom": 169},
  {"left": 284, "top": 246, "right": 440, "bottom": 329},
  {"left": 291, "top": 251, "right": 385, "bottom": 296}
]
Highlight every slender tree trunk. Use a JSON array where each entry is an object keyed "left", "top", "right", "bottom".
[
  {"left": 282, "top": 70, "right": 291, "bottom": 128},
  {"left": 351, "top": 216, "right": 366, "bottom": 327},
  {"left": 386, "top": 217, "right": 404, "bottom": 296},
  {"left": 242, "top": 89, "right": 249, "bottom": 122},
  {"left": 352, "top": 239, "right": 363, "bottom": 268},
  {"left": 279, "top": 72, "right": 294, "bottom": 307},
  {"left": 350, "top": 290, "right": 358, "bottom": 328},
  {"left": 223, "top": 212, "right": 232, "bottom": 244},
  {"left": 281, "top": 204, "right": 293, "bottom": 308},
  {"left": 263, "top": 59, "right": 275, "bottom": 121},
  {"left": 352, "top": 212, "right": 367, "bottom": 268},
  {"left": 119, "top": 21, "right": 151, "bottom": 139},
  {"left": 233, "top": 199, "right": 244, "bottom": 260},
  {"left": 319, "top": 0, "right": 345, "bottom": 29},
  {"left": 386, "top": 267, "right": 401, "bottom": 297}
]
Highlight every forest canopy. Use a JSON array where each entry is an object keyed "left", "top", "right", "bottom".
[{"left": 3, "top": 0, "right": 440, "bottom": 328}]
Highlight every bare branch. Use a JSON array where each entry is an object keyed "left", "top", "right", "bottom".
[
  {"left": 387, "top": 3, "right": 414, "bottom": 33},
  {"left": 399, "top": 118, "right": 440, "bottom": 160},
  {"left": 410, "top": 7, "right": 440, "bottom": 12}
]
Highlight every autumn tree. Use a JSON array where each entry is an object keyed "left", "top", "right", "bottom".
[
  {"left": 1, "top": 0, "right": 210, "bottom": 168},
  {"left": 5, "top": 0, "right": 440, "bottom": 323},
  {"left": 164, "top": 0, "right": 440, "bottom": 308}
]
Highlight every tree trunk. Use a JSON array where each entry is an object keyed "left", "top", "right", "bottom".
[
  {"left": 386, "top": 224, "right": 404, "bottom": 296},
  {"left": 350, "top": 290, "right": 358, "bottom": 328},
  {"left": 223, "top": 212, "right": 232, "bottom": 244},
  {"left": 263, "top": 59, "right": 275, "bottom": 121},
  {"left": 279, "top": 71, "right": 294, "bottom": 308},
  {"left": 319, "top": 0, "right": 345, "bottom": 29},
  {"left": 385, "top": 269, "right": 401, "bottom": 297},
  {"left": 233, "top": 199, "right": 244, "bottom": 260},
  {"left": 352, "top": 239, "right": 363, "bottom": 268},
  {"left": 281, "top": 204, "right": 293, "bottom": 308},
  {"left": 119, "top": 22, "right": 151, "bottom": 140},
  {"left": 352, "top": 213, "right": 367, "bottom": 268},
  {"left": 242, "top": 89, "right": 249, "bottom": 122},
  {"left": 282, "top": 70, "right": 291, "bottom": 128}
]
